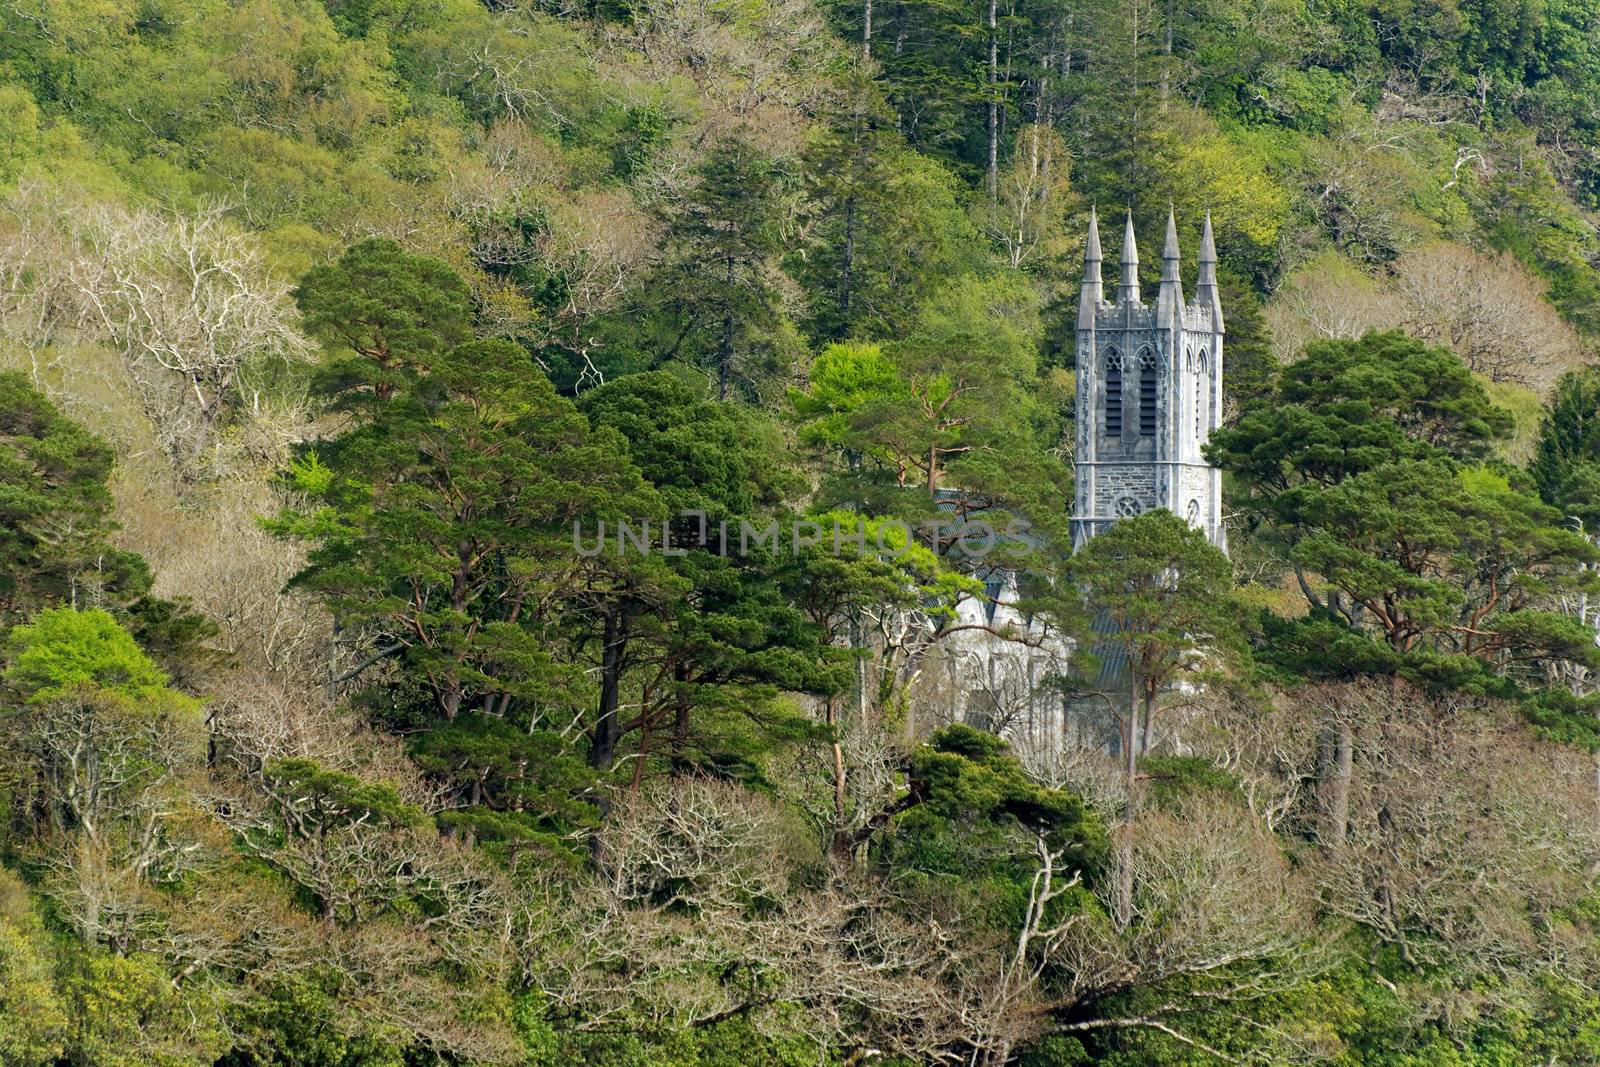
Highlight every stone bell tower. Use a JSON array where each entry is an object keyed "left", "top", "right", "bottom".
[{"left": 1070, "top": 207, "right": 1226, "bottom": 552}]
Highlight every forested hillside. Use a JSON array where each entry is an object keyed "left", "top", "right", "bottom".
[{"left": 4, "top": 0, "right": 1600, "bottom": 1063}]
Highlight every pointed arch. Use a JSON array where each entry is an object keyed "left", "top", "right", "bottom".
[
  {"left": 1103, "top": 348, "right": 1122, "bottom": 436},
  {"left": 1137, "top": 348, "right": 1158, "bottom": 437},
  {"left": 1194, "top": 346, "right": 1210, "bottom": 435}
]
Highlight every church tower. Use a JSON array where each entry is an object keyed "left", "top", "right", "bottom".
[{"left": 1071, "top": 208, "right": 1226, "bottom": 552}]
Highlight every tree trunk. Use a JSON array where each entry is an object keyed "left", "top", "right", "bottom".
[
  {"left": 440, "top": 545, "right": 473, "bottom": 720},
  {"left": 718, "top": 256, "right": 734, "bottom": 401},
  {"left": 1160, "top": 0, "right": 1173, "bottom": 108},
  {"left": 1140, "top": 684, "right": 1157, "bottom": 755},
  {"left": 1324, "top": 718, "right": 1353, "bottom": 847},
  {"left": 1114, "top": 665, "right": 1140, "bottom": 929},
  {"left": 590, "top": 607, "right": 624, "bottom": 770},
  {"left": 670, "top": 662, "right": 693, "bottom": 775},
  {"left": 827, "top": 695, "right": 852, "bottom": 860},
  {"left": 893, "top": 6, "right": 907, "bottom": 132},
  {"left": 862, "top": 0, "right": 872, "bottom": 60},
  {"left": 839, "top": 193, "right": 856, "bottom": 327},
  {"left": 986, "top": 0, "right": 999, "bottom": 200},
  {"left": 1124, "top": 664, "right": 1142, "bottom": 803}
]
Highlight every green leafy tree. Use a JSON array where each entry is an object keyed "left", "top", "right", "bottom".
[
  {"left": 1052, "top": 510, "right": 1243, "bottom": 812},
  {"left": 1211, "top": 331, "right": 1597, "bottom": 679},
  {"left": 784, "top": 511, "right": 978, "bottom": 858},
  {"left": 1208, "top": 331, "right": 1511, "bottom": 510},
  {"left": 795, "top": 277, "right": 1069, "bottom": 557},
  {"left": 224, "top": 970, "right": 408, "bottom": 1067},
  {"left": 575, "top": 372, "right": 848, "bottom": 779},
  {"left": 0, "top": 869, "right": 66, "bottom": 1066},
  {"left": 412, "top": 714, "right": 597, "bottom": 861},
  {"left": 610, "top": 140, "right": 790, "bottom": 400},
  {"left": 1290, "top": 460, "right": 1599, "bottom": 667},
  {"left": 59, "top": 949, "right": 226, "bottom": 1067},
  {"left": 277, "top": 339, "right": 654, "bottom": 723},
  {"left": 0, "top": 373, "right": 155, "bottom": 628},
  {"left": 878, "top": 723, "right": 1105, "bottom": 876},
  {"left": 3, "top": 607, "right": 203, "bottom": 845},
  {"left": 295, "top": 238, "right": 473, "bottom": 409},
  {"left": 1216, "top": 274, "right": 1275, "bottom": 422},
  {"left": 796, "top": 83, "right": 977, "bottom": 343},
  {"left": 1532, "top": 366, "right": 1600, "bottom": 529},
  {"left": 244, "top": 757, "right": 424, "bottom": 924}
]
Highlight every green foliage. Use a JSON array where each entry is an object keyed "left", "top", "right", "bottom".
[
  {"left": 1531, "top": 366, "right": 1600, "bottom": 527},
  {"left": 2, "top": 607, "right": 204, "bottom": 843},
  {"left": 791, "top": 340, "right": 906, "bottom": 453},
  {"left": 1474, "top": 133, "right": 1600, "bottom": 333},
  {"left": 525, "top": 1009, "right": 841, "bottom": 1067},
  {"left": 1058, "top": 509, "right": 1244, "bottom": 693},
  {"left": 295, "top": 237, "right": 473, "bottom": 412},
  {"left": 58, "top": 949, "right": 226, "bottom": 1067},
  {"left": 1217, "top": 275, "right": 1277, "bottom": 419},
  {"left": 574, "top": 371, "right": 851, "bottom": 776},
  {"left": 4, "top": 605, "right": 176, "bottom": 703},
  {"left": 0, "top": 374, "right": 216, "bottom": 675},
  {"left": 1213, "top": 332, "right": 1600, "bottom": 688},
  {"left": 882, "top": 724, "right": 1105, "bottom": 929},
  {"left": 221, "top": 971, "right": 406, "bottom": 1067},
  {"left": 0, "top": 869, "right": 65, "bottom": 1066},
  {"left": 905, "top": 724, "right": 1103, "bottom": 853},
  {"left": 598, "top": 140, "right": 793, "bottom": 400},
  {"left": 0, "top": 372, "right": 149, "bottom": 628},
  {"left": 1140, "top": 755, "right": 1243, "bottom": 809},
  {"left": 277, "top": 334, "right": 654, "bottom": 722},
  {"left": 261, "top": 757, "right": 423, "bottom": 833},
  {"left": 411, "top": 714, "right": 598, "bottom": 855},
  {"left": 4, "top": 0, "right": 1600, "bottom": 1062},
  {"left": 794, "top": 274, "right": 1069, "bottom": 557},
  {"left": 578, "top": 371, "right": 801, "bottom": 519},
  {"left": 794, "top": 87, "right": 979, "bottom": 343},
  {"left": 1209, "top": 331, "right": 1512, "bottom": 505}
]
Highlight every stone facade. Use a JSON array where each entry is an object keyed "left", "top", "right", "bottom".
[{"left": 1070, "top": 208, "right": 1227, "bottom": 553}]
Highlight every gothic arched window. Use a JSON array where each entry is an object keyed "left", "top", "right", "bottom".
[
  {"left": 1104, "top": 350, "right": 1122, "bottom": 437},
  {"left": 1194, "top": 348, "right": 1209, "bottom": 435},
  {"left": 1138, "top": 351, "right": 1158, "bottom": 437}
]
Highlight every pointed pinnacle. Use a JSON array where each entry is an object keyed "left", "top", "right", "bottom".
[
  {"left": 1118, "top": 210, "right": 1140, "bottom": 305},
  {"left": 1195, "top": 210, "right": 1223, "bottom": 332},
  {"left": 1078, "top": 207, "right": 1104, "bottom": 329},
  {"left": 1161, "top": 207, "right": 1181, "bottom": 282}
]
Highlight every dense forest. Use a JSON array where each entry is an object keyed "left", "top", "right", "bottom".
[{"left": 5, "top": 0, "right": 1600, "bottom": 1063}]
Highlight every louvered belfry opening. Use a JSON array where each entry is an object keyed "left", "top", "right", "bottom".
[
  {"left": 1139, "top": 358, "right": 1157, "bottom": 436},
  {"left": 1104, "top": 354, "right": 1122, "bottom": 436}
]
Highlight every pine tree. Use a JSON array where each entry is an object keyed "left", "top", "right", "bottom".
[
  {"left": 657, "top": 140, "right": 786, "bottom": 400},
  {"left": 294, "top": 238, "right": 473, "bottom": 410},
  {"left": 1532, "top": 367, "right": 1600, "bottom": 528},
  {"left": 276, "top": 338, "right": 655, "bottom": 723}
]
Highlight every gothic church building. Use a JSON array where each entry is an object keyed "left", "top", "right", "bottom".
[{"left": 1071, "top": 208, "right": 1226, "bottom": 551}]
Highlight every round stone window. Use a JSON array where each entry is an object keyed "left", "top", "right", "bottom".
[{"left": 1114, "top": 495, "right": 1145, "bottom": 519}]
